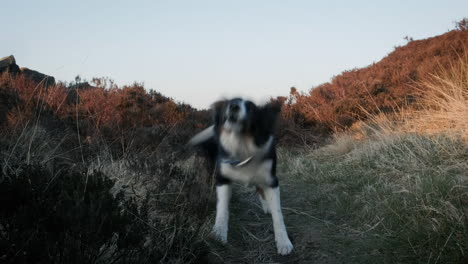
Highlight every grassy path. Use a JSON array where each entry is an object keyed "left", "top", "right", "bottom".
[
  {"left": 201, "top": 176, "right": 376, "bottom": 263},
  {"left": 199, "top": 133, "right": 468, "bottom": 264}
]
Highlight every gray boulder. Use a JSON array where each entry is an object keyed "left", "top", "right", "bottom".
[
  {"left": 0, "top": 55, "right": 20, "bottom": 74},
  {"left": 68, "top": 81, "right": 92, "bottom": 90},
  {"left": 0, "top": 55, "right": 55, "bottom": 86},
  {"left": 20, "top": 67, "right": 56, "bottom": 86}
]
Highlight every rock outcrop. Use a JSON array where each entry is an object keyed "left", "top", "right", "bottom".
[
  {"left": 0, "top": 55, "right": 55, "bottom": 86},
  {"left": 0, "top": 55, "right": 20, "bottom": 74},
  {"left": 68, "top": 81, "right": 92, "bottom": 90},
  {"left": 20, "top": 67, "right": 55, "bottom": 86}
]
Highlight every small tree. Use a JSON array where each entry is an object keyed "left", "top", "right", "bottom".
[
  {"left": 404, "top": 35, "right": 414, "bottom": 42},
  {"left": 455, "top": 18, "right": 468, "bottom": 31}
]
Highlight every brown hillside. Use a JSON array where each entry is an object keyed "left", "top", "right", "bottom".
[
  {"left": 0, "top": 72, "right": 209, "bottom": 155},
  {"left": 282, "top": 29, "right": 468, "bottom": 135}
]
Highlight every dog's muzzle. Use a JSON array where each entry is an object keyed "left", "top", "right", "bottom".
[{"left": 227, "top": 101, "right": 241, "bottom": 122}]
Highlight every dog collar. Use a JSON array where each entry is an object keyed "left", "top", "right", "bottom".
[{"left": 221, "top": 156, "right": 253, "bottom": 167}]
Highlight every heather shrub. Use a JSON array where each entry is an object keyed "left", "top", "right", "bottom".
[
  {"left": 0, "top": 164, "right": 146, "bottom": 264},
  {"left": 283, "top": 29, "right": 468, "bottom": 136}
]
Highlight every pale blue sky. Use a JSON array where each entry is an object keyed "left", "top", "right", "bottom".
[{"left": 2, "top": 0, "right": 467, "bottom": 108}]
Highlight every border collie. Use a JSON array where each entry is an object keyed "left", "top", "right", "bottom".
[{"left": 188, "top": 98, "right": 294, "bottom": 255}]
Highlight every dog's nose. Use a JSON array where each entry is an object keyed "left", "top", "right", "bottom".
[{"left": 230, "top": 103, "right": 240, "bottom": 113}]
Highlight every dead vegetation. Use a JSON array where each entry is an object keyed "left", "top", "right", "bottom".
[
  {"left": 199, "top": 48, "right": 468, "bottom": 264},
  {"left": 277, "top": 28, "right": 468, "bottom": 136},
  {"left": 1, "top": 21, "right": 468, "bottom": 264},
  {"left": 275, "top": 52, "right": 468, "bottom": 263}
]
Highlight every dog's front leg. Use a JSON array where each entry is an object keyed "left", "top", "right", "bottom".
[
  {"left": 213, "top": 184, "right": 232, "bottom": 243},
  {"left": 264, "top": 186, "right": 294, "bottom": 255}
]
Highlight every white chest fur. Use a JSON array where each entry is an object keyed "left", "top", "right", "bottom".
[
  {"left": 219, "top": 131, "right": 274, "bottom": 186},
  {"left": 219, "top": 131, "right": 258, "bottom": 160},
  {"left": 219, "top": 130, "right": 273, "bottom": 159},
  {"left": 220, "top": 159, "right": 274, "bottom": 187}
]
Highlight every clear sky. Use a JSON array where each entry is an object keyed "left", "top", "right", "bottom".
[{"left": 2, "top": 0, "right": 467, "bottom": 109}]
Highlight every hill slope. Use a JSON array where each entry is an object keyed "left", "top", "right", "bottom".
[
  {"left": 1, "top": 25, "right": 467, "bottom": 263},
  {"left": 203, "top": 53, "right": 467, "bottom": 264},
  {"left": 283, "top": 29, "right": 468, "bottom": 134}
]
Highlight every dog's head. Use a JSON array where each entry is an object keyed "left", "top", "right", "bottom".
[
  {"left": 188, "top": 98, "right": 281, "bottom": 150},
  {"left": 212, "top": 98, "right": 253, "bottom": 132},
  {"left": 212, "top": 98, "right": 281, "bottom": 144}
]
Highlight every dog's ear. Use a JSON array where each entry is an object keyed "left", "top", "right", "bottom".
[
  {"left": 251, "top": 101, "right": 282, "bottom": 145},
  {"left": 261, "top": 101, "right": 282, "bottom": 125},
  {"left": 211, "top": 99, "right": 227, "bottom": 128}
]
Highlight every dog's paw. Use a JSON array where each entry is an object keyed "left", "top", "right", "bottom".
[
  {"left": 212, "top": 225, "right": 228, "bottom": 244},
  {"left": 276, "top": 238, "right": 293, "bottom": 255},
  {"left": 259, "top": 197, "right": 271, "bottom": 214},
  {"left": 260, "top": 200, "right": 270, "bottom": 214}
]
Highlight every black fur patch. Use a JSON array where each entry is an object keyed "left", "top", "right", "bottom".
[
  {"left": 249, "top": 101, "right": 281, "bottom": 146},
  {"left": 212, "top": 99, "right": 227, "bottom": 132}
]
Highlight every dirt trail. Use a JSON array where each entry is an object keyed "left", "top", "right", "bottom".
[{"left": 201, "top": 180, "right": 355, "bottom": 264}]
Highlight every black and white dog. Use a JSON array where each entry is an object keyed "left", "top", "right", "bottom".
[{"left": 188, "top": 98, "right": 293, "bottom": 255}]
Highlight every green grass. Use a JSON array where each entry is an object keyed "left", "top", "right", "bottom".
[{"left": 279, "top": 133, "right": 468, "bottom": 263}]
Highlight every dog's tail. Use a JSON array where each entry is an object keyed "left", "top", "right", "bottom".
[{"left": 187, "top": 125, "right": 218, "bottom": 165}]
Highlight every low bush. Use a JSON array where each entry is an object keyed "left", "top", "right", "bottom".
[{"left": 0, "top": 164, "right": 145, "bottom": 264}]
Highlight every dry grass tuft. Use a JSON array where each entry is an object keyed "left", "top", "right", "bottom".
[
  {"left": 408, "top": 53, "right": 468, "bottom": 139},
  {"left": 278, "top": 52, "right": 468, "bottom": 263},
  {"left": 351, "top": 53, "right": 468, "bottom": 141}
]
